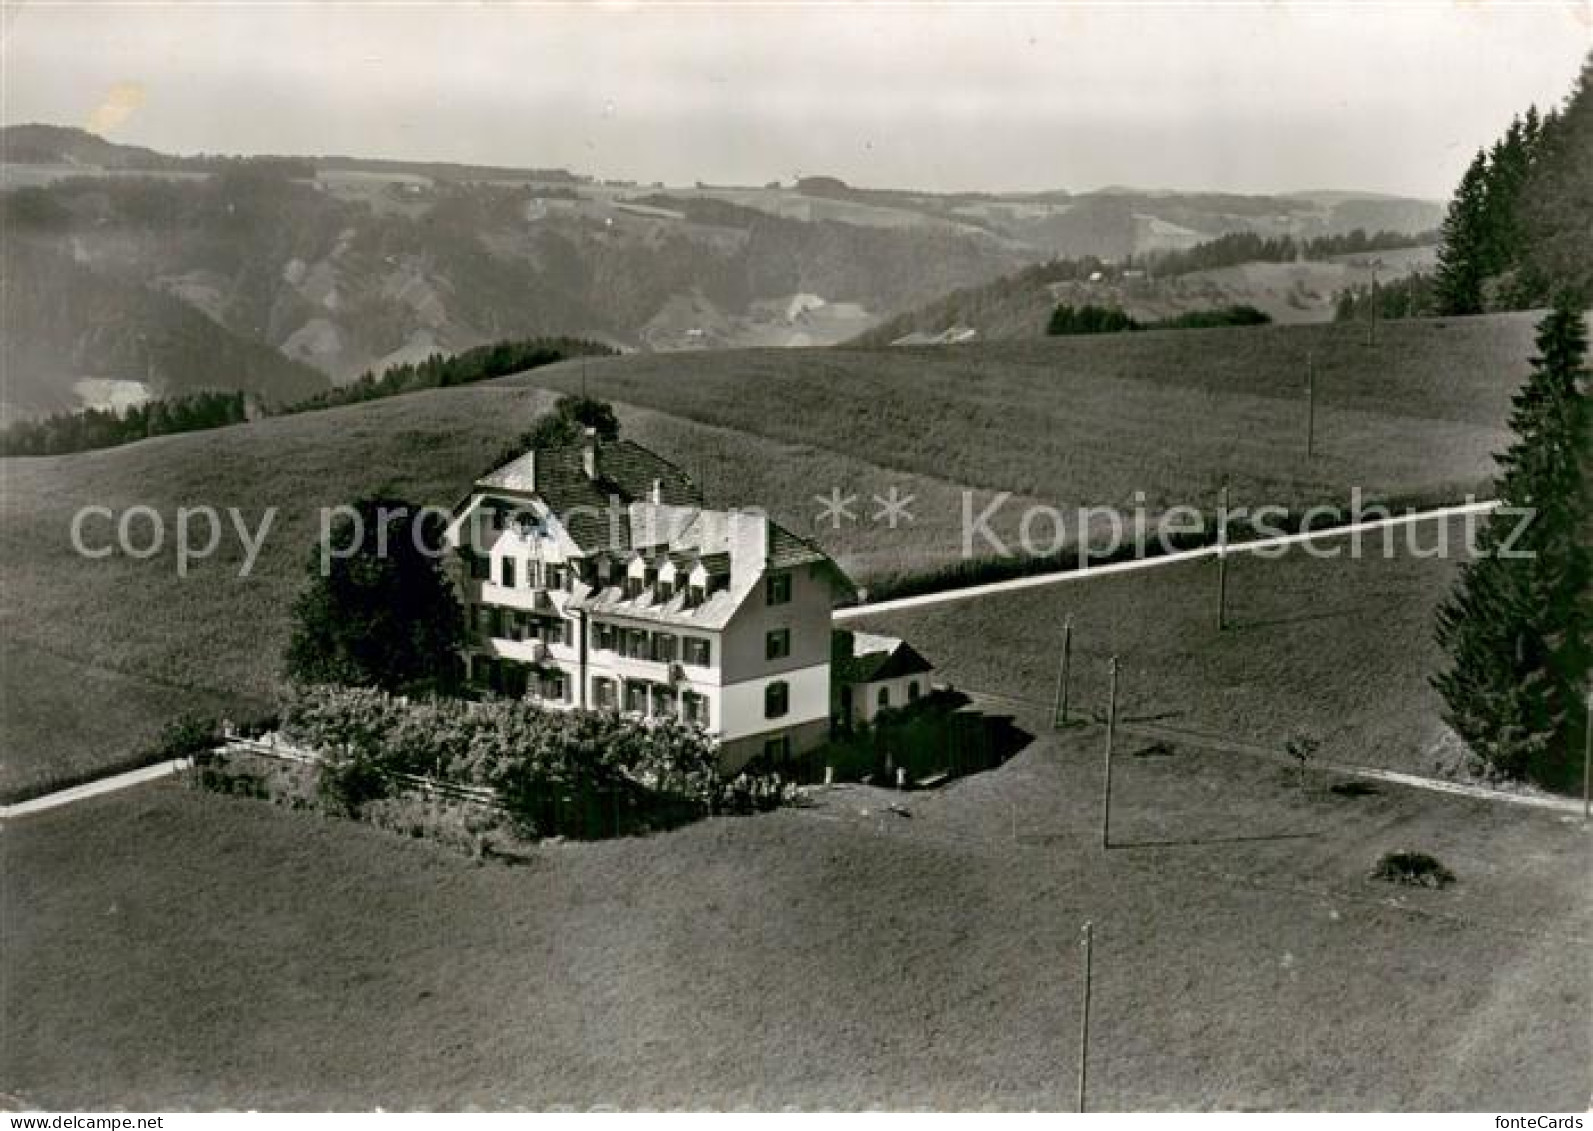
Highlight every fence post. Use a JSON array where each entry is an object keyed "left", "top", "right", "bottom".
[
  {"left": 1216, "top": 485, "right": 1230, "bottom": 631},
  {"left": 1077, "top": 920, "right": 1094, "bottom": 1113},
  {"left": 1305, "top": 351, "right": 1316, "bottom": 459}
]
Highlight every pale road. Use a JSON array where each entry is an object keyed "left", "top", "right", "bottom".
[
  {"left": 7, "top": 498, "right": 1581, "bottom": 822},
  {"left": 1, "top": 757, "right": 192, "bottom": 820}
]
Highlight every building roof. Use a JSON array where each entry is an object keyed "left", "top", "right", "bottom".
[
  {"left": 477, "top": 439, "right": 701, "bottom": 552},
  {"left": 465, "top": 434, "right": 856, "bottom": 624},
  {"left": 836, "top": 631, "right": 935, "bottom": 684}
]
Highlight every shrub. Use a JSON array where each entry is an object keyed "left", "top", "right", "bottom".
[
  {"left": 1371, "top": 851, "right": 1456, "bottom": 888},
  {"left": 158, "top": 714, "right": 220, "bottom": 760},
  {"left": 278, "top": 684, "right": 737, "bottom": 837}
]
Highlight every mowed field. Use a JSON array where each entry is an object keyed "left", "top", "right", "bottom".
[
  {"left": 0, "top": 315, "right": 1534, "bottom": 795},
  {"left": 4, "top": 724, "right": 1587, "bottom": 1110}
]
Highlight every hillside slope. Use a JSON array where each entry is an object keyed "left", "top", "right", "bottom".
[
  {"left": 0, "top": 239, "right": 330, "bottom": 424},
  {"left": 1, "top": 126, "right": 1444, "bottom": 421},
  {"left": 0, "top": 314, "right": 1538, "bottom": 795},
  {"left": 854, "top": 245, "right": 1437, "bottom": 345}
]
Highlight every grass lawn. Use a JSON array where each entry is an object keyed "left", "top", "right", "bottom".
[
  {"left": 4, "top": 729, "right": 1587, "bottom": 1110},
  {"left": 526, "top": 312, "right": 1533, "bottom": 513},
  {"left": 848, "top": 515, "right": 1486, "bottom": 780}
]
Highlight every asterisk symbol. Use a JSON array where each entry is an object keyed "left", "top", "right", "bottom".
[
  {"left": 871, "top": 485, "right": 916, "bottom": 529},
  {"left": 813, "top": 487, "right": 858, "bottom": 530}
]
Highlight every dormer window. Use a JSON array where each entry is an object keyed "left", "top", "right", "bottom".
[
  {"left": 658, "top": 579, "right": 674, "bottom": 601},
  {"left": 687, "top": 584, "right": 706, "bottom": 607}
]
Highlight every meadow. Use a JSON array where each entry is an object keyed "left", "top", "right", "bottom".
[
  {"left": 847, "top": 515, "right": 1488, "bottom": 781},
  {"left": 0, "top": 314, "right": 1536, "bottom": 795},
  {"left": 4, "top": 725, "right": 1586, "bottom": 1110}
]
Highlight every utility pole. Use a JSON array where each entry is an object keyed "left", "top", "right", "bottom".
[
  {"left": 1216, "top": 485, "right": 1230, "bottom": 631},
  {"left": 1366, "top": 270, "right": 1379, "bottom": 347},
  {"left": 1101, "top": 657, "right": 1118, "bottom": 850},
  {"left": 1305, "top": 351, "right": 1317, "bottom": 459},
  {"left": 1077, "top": 920, "right": 1094, "bottom": 1114},
  {"left": 1052, "top": 616, "right": 1074, "bottom": 729}
]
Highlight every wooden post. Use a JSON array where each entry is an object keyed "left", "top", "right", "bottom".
[
  {"left": 1053, "top": 616, "right": 1074, "bottom": 728},
  {"left": 1583, "top": 691, "right": 1591, "bottom": 823},
  {"left": 1101, "top": 657, "right": 1118, "bottom": 850},
  {"left": 1077, "top": 920, "right": 1094, "bottom": 1113},
  {"left": 1216, "top": 486, "right": 1230, "bottom": 631},
  {"left": 1305, "top": 351, "right": 1316, "bottom": 459}
]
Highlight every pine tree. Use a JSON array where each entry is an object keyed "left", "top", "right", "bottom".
[
  {"left": 1434, "top": 150, "right": 1491, "bottom": 316},
  {"left": 1433, "top": 300, "right": 1591, "bottom": 789}
]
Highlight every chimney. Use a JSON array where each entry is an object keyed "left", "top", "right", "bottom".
[
  {"left": 650, "top": 478, "right": 663, "bottom": 505},
  {"left": 523, "top": 450, "right": 537, "bottom": 491},
  {"left": 582, "top": 426, "right": 600, "bottom": 480},
  {"left": 728, "top": 508, "right": 770, "bottom": 592}
]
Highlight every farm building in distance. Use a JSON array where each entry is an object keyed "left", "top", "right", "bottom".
[
  {"left": 832, "top": 630, "right": 935, "bottom": 727},
  {"left": 442, "top": 429, "right": 856, "bottom": 768}
]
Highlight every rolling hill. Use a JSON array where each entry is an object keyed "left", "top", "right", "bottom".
[
  {"left": 853, "top": 244, "right": 1439, "bottom": 346},
  {"left": 1, "top": 125, "right": 1444, "bottom": 421},
  {"left": 0, "top": 313, "right": 1539, "bottom": 796}
]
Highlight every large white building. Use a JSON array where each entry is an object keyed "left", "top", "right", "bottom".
[{"left": 443, "top": 430, "right": 855, "bottom": 768}]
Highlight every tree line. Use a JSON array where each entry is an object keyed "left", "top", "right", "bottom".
[
  {"left": 0, "top": 336, "right": 615, "bottom": 457},
  {"left": 0, "top": 390, "right": 257, "bottom": 457},
  {"left": 1131, "top": 228, "right": 1436, "bottom": 279},
  {"left": 1431, "top": 53, "right": 1591, "bottom": 315},
  {"left": 1048, "top": 303, "right": 1271, "bottom": 336}
]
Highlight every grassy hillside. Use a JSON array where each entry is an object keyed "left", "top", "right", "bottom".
[
  {"left": 533, "top": 313, "right": 1531, "bottom": 518},
  {"left": 0, "top": 314, "right": 1536, "bottom": 794},
  {"left": 853, "top": 245, "right": 1438, "bottom": 345},
  {"left": 5, "top": 740, "right": 1585, "bottom": 1108}
]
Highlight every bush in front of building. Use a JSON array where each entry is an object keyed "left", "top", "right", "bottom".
[{"left": 278, "top": 683, "right": 771, "bottom": 838}]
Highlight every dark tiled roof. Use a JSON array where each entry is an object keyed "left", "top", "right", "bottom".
[
  {"left": 835, "top": 631, "right": 934, "bottom": 684},
  {"left": 768, "top": 523, "right": 828, "bottom": 570}
]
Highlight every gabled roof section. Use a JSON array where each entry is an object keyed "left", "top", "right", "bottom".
[{"left": 836, "top": 631, "right": 935, "bottom": 684}]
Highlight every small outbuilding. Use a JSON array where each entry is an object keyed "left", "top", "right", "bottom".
[{"left": 832, "top": 629, "right": 935, "bottom": 728}]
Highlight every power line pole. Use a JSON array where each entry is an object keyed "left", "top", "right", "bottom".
[
  {"left": 1077, "top": 920, "right": 1094, "bottom": 1114},
  {"left": 1101, "top": 656, "right": 1118, "bottom": 850},
  {"left": 1583, "top": 691, "right": 1591, "bottom": 824},
  {"left": 1216, "top": 485, "right": 1230, "bottom": 631},
  {"left": 1052, "top": 615, "right": 1074, "bottom": 729}
]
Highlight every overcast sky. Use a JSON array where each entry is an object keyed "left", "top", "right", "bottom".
[{"left": 3, "top": 2, "right": 1589, "bottom": 198}]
